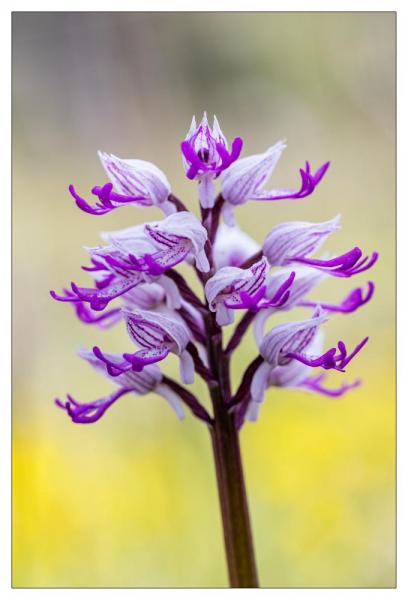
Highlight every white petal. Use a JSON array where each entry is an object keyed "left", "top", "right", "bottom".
[
  {"left": 213, "top": 223, "right": 260, "bottom": 268},
  {"left": 221, "top": 202, "right": 236, "bottom": 227},
  {"left": 198, "top": 177, "right": 216, "bottom": 209},
  {"left": 248, "top": 360, "right": 271, "bottom": 416},
  {"left": 159, "top": 275, "right": 182, "bottom": 309},
  {"left": 160, "top": 199, "right": 178, "bottom": 216},
  {"left": 216, "top": 303, "right": 234, "bottom": 326},
  {"left": 195, "top": 248, "right": 210, "bottom": 273},
  {"left": 156, "top": 383, "right": 185, "bottom": 420},
  {"left": 179, "top": 350, "right": 195, "bottom": 384},
  {"left": 253, "top": 309, "right": 273, "bottom": 347},
  {"left": 246, "top": 401, "right": 261, "bottom": 422},
  {"left": 101, "top": 224, "right": 155, "bottom": 256}
]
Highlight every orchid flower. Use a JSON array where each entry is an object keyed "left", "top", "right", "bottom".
[
  {"left": 245, "top": 333, "right": 361, "bottom": 423},
  {"left": 55, "top": 348, "right": 185, "bottom": 423},
  {"left": 105, "top": 211, "right": 210, "bottom": 275},
  {"left": 257, "top": 307, "right": 367, "bottom": 371},
  {"left": 220, "top": 141, "right": 329, "bottom": 224},
  {"left": 94, "top": 309, "right": 195, "bottom": 385},
  {"left": 69, "top": 152, "right": 174, "bottom": 216},
  {"left": 263, "top": 216, "right": 378, "bottom": 277},
  {"left": 253, "top": 266, "right": 374, "bottom": 345},
  {"left": 205, "top": 257, "right": 294, "bottom": 326}
]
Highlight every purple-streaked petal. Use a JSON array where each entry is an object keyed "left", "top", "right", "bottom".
[
  {"left": 259, "top": 307, "right": 328, "bottom": 368},
  {"left": 145, "top": 212, "right": 209, "bottom": 273},
  {"left": 179, "top": 350, "right": 195, "bottom": 384},
  {"left": 263, "top": 216, "right": 340, "bottom": 266},
  {"left": 123, "top": 309, "right": 191, "bottom": 355},
  {"left": 98, "top": 152, "right": 171, "bottom": 208},
  {"left": 205, "top": 259, "right": 268, "bottom": 318},
  {"left": 221, "top": 141, "right": 286, "bottom": 206}
]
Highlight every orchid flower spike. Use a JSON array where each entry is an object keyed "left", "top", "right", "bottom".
[
  {"left": 55, "top": 348, "right": 184, "bottom": 423},
  {"left": 69, "top": 152, "right": 174, "bottom": 217},
  {"left": 54, "top": 112, "right": 376, "bottom": 441},
  {"left": 181, "top": 113, "right": 243, "bottom": 208}
]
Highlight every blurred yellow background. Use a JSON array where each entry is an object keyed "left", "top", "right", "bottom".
[{"left": 12, "top": 12, "right": 395, "bottom": 588}]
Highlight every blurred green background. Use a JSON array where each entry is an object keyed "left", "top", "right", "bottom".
[{"left": 12, "top": 12, "right": 395, "bottom": 588}]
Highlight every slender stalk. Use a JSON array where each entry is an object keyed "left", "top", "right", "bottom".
[{"left": 205, "top": 313, "right": 259, "bottom": 587}]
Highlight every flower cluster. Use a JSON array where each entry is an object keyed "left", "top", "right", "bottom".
[{"left": 52, "top": 113, "right": 377, "bottom": 427}]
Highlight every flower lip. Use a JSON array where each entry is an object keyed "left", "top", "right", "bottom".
[
  {"left": 300, "top": 281, "right": 375, "bottom": 313},
  {"left": 286, "top": 336, "right": 369, "bottom": 372},
  {"left": 251, "top": 160, "right": 331, "bottom": 201},
  {"left": 292, "top": 247, "right": 379, "bottom": 278}
]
